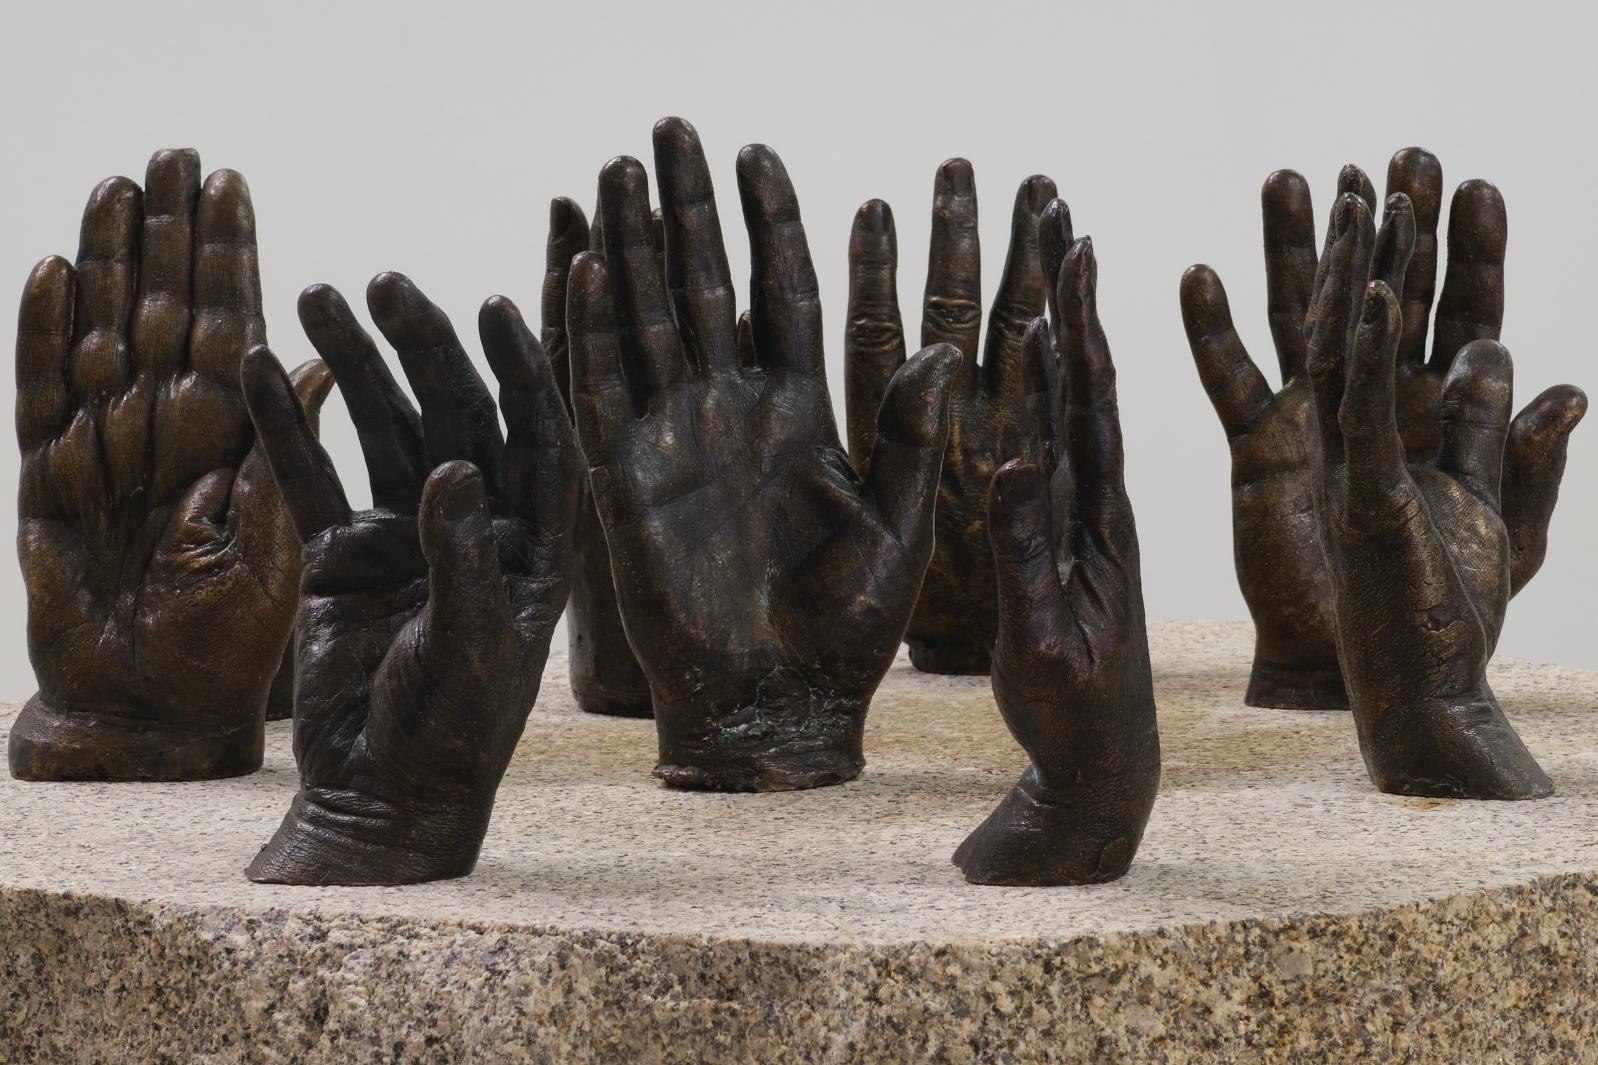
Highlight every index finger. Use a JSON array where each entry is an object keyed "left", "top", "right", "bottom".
[{"left": 1430, "top": 179, "right": 1506, "bottom": 372}]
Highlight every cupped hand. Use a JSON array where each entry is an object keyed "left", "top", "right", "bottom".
[
  {"left": 954, "top": 231, "right": 1160, "bottom": 885},
  {"left": 243, "top": 275, "right": 576, "bottom": 885}
]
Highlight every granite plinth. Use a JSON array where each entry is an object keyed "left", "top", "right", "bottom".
[{"left": 3, "top": 620, "right": 1597, "bottom": 1063}]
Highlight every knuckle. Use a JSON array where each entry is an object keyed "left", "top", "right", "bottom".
[
  {"left": 847, "top": 315, "right": 904, "bottom": 356},
  {"left": 924, "top": 296, "right": 982, "bottom": 336}
]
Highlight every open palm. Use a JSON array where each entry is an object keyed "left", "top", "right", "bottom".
[
  {"left": 1182, "top": 150, "right": 1583, "bottom": 711},
  {"left": 843, "top": 162, "right": 1056, "bottom": 674},
  {"left": 11, "top": 151, "right": 331, "bottom": 781},
  {"left": 568, "top": 119, "right": 959, "bottom": 791}
]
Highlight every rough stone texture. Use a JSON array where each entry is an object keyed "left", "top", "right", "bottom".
[{"left": 3, "top": 620, "right": 1598, "bottom": 1063}]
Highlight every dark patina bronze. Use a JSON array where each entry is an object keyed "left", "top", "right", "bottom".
[
  {"left": 955, "top": 222, "right": 1161, "bottom": 885},
  {"left": 1302, "top": 193, "right": 1565, "bottom": 799},
  {"left": 565, "top": 117, "right": 960, "bottom": 791},
  {"left": 244, "top": 274, "right": 577, "bottom": 885},
  {"left": 844, "top": 161, "right": 1056, "bottom": 675},
  {"left": 1181, "top": 149, "right": 1584, "bottom": 710},
  {"left": 541, "top": 196, "right": 653, "bottom": 717},
  {"left": 10, "top": 150, "right": 332, "bottom": 781}
]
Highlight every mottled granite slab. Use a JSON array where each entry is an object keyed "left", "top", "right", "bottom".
[{"left": 3, "top": 620, "right": 1597, "bottom": 1063}]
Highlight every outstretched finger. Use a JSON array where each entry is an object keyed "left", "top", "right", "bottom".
[
  {"left": 368, "top": 271, "right": 504, "bottom": 483},
  {"left": 69, "top": 175, "right": 140, "bottom": 399},
  {"left": 599, "top": 155, "right": 688, "bottom": 398},
  {"left": 922, "top": 158, "right": 982, "bottom": 384},
  {"left": 988, "top": 457, "right": 1062, "bottom": 650},
  {"left": 1180, "top": 264, "right": 1272, "bottom": 440},
  {"left": 1261, "top": 169, "right": 1317, "bottom": 382},
  {"left": 1037, "top": 198, "right": 1074, "bottom": 327},
  {"left": 654, "top": 116, "right": 739, "bottom": 373},
  {"left": 1430, "top": 179, "right": 1507, "bottom": 373},
  {"left": 737, "top": 143, "right": 825, "bottom": 376},
  {"left": 1311, "top": 165, "right": 1375, "bottom": 312},
  {"left": 541, "top": 196, "right": 590, "bottom": 408},
  {"left": 189, "top": 169, "right": 265, "bottom": 391},
  {"left": 16, "top": 256, "right": 76, "bottom": 451},
  {"left": 1056, "top": 238, "right": 1128, "bottom": 511},
  {"left": 984, "top": 174, "right": 1056, "bottom": 397},
  {"left": 1436, "top": 339, "right": 1514, "bottom": 507},
  {"left": 1385, "top": 147, "right": 1443, "bottom": 365},
  {"left": 240, "top": 344, "right": 349, "bottom": 541},
  {"left": 862, "top": 344, "right": 962, "bottom": 547},
  {"left": 418, "top": 460, "right": 511, "bottom": 664},
  {"left": 566, "top": 252, "right": 634, "bottom": 457},
  {"left": 479, "top": 295, "right": 577, "bottom": 524},
  {"left": 298, "top": 282, "right": 430, "bottom": 513},
  {"left": 844, "top": 198, "right": 906, "bottom": 473},
  {"left": 132, "top": 148, "right": 201, "bottom": 377},
  {"left": 1370, "top": 193, "right": 1416, "bottom": 311},
  {"left": 1306, "top": 193, "right": 1377, "bottom": 464},
  {"left": 1503, "top": 384, "right": 1588, "bottom": 593},
  {"left": 1338, "top": 281, "right": 1406, "bottom": 490},
  {"left": 1021, "top": 316, "right": 1060, "bottom": 448}
]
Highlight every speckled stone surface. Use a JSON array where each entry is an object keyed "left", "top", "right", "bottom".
[{"left": 3, "top": 620, "right": 1597, "bottom": 1063}]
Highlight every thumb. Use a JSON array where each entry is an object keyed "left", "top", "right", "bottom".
[
  {"left": 419, "top": 461, "right": 509, "bottom": 654},
  {"left": 988, "top": 457, "right": 1060, "bottom": 649},
  {"left": 232, "top": 347, "right": 346, "bottom": 583},
  {"left": 1503, "top": 384, "right": 1587, "bottom": 593},
  {"left": 288, "top": 358, "right": 336, "bottom": 436},
  {"left": 862, "top": 343, "right": 961, "bottom": 546},
  {"left": 1436, "top": 340, "right": 1514, "bottom": 508}
]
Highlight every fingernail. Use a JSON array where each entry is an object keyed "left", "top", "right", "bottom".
[
  {"left": 1561, "top": 388, "right": 1589, "bottom": 426},
  {"left": 1333, "top": 193, "right": 1366, "bottom": 238},
  {"left": 1042, "top": 198, "right": 1072, "bottom": 242},
  {"left": 1069, "top": 237, "right": 1096, "bottom": 290},
  {"left": 939, "top": 158, "right": 974, "bottom": 198},
  {"left": 1023, "top": 175, "right": 1056, "bottom": 213},
  {"left": 1262, "top": 169, "right": 1307, "bottom": 209},
  {"left": 1362, "top": 284, "right": 1386, "bottom": 323},
  {"left": 1337, "top": 164, "right": 1367, "bottom": 197},
  {"left": 550, "top": 197, "right": 576, "bottom": 236},
  {"left": 434, "top": 462, "right": 487, "bottom": 523},
  {"left": 859, "top": 199, "right": 891, "bottom": 234}
]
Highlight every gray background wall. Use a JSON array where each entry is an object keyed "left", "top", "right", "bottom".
[{"left": 0, "top": 0, "right": 1591, "bottom": 699}]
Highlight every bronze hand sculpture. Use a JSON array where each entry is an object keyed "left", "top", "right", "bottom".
[
  {"left": 1182, "top": 149, "right": 1584, "bottom": 710},
  {"left": 541, "top": 196, "right": 653, "bottom": 717},
  {"left": 244, "top": 275, "right": 576, "bottom": 885},
  {"left": 845, "top": 162, "right": 1056, "bottom": 675},
  {"left": 1304, "top": 194, "right": 1556, "bottom": 799},
  {"left": 566, "top": 117, "right": 960, "bottom": 791},
  {"left": 955, "top": 228, "right": 1160, "bottom": 885},
  {"left": 10, "top": 150, "right": 332, "bottom": 781}
]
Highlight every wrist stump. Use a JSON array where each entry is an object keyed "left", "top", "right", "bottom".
[
  {"left": 652, "top": 672, "right": 869, "bottom": 792},
  {"left": 955, "top": 759, "right": 1161, "bottom": 887},
  {"left": 246, "top": 787, "right": 495, "bottom": 886},
  {"left": 1245, "top": 654, "right": 1349, "bottom": 711},
  {"left": 8, "top": 692, "right": 265, "bottom": 782},
  {"left": 1350, "top": 685, "right": 1552, "bottom": 801}
]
